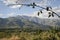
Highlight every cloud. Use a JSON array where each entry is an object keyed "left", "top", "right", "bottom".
[
  {"left": 2, "top": 0, "right": 57, "bottom": 8},
  {"left": 36, "top": 0, "right": 56, "bottom": 7},
  {"left": 32, "top": 6, "right": 60, "bottom": 18},
  {"left": 0, "top": 13, "right": 18, "bottom": 18},
  {"left": 0, "top": 13, "right": 4, "bottom": 18},
  {"left": 36, "top": 0, "right": 49, "bottom": 7},
  {"left": 52, "top": 6, "right": 60, "bottom": 13},
  {"left": 10, "top": 5, "right": 21, "bottom": 8},
  {"left": 1, "top": 0, "right": 60, "bottom": 18},
  {"left": 32, "top": 10, "right": 49, "bottom": 18},
  {"left": 5, "top": 6, "right": 60, "bottom": 18},
  {"left": 3, "top": 0, "right": 17, "bottom": 5},
  {"left": 38, "top": 0, "right": 47, "bottom": 6},
  {"left": 7, "top": 13, "right": 17, "bottom": 17},
  {"left": 3, "top": 0, "right": 22, "bottom": 8},
  {"left": 2, "top": 0, "right": 54, "bottom": 8}
]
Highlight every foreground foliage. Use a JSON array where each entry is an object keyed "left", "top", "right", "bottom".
[{"left": 0, "top": 28, "right": 60, "bottom": 40}]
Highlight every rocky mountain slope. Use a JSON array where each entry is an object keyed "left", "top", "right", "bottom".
[{"left": 0, "top": 15, "right": 60, "bottom": 30}]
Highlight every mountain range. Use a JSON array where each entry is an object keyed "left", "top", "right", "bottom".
[{"left": 0, "top": 15, "right": 60, "bottom": 30}]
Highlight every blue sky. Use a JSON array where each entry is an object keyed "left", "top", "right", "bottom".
[{"left": 0, "top": 0, "right": 60, "bottom": 18}]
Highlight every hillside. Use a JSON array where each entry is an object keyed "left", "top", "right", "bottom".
[{"left": 0, "top": 15, "right": 60, "bottom": 30}]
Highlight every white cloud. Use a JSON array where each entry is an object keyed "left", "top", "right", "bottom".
[
  {"left": 3, "top": 0, "right": 17, "bottom": 5},
  {"left": 0, "top": 13, "right": 16, "bottom": 18},
  {"left": 4, "top": 0, "right": 36, "bottom": 8},
  {"left": 32, "top": 10, "right": 49, "bottom": 18},
  {"left": 7, "top": 13, "right": 17, "bottom": 17},
  {"left": 17, "top": 10, "right": 49, "bottom": 18},
  {"left": 5, "top": 6, "right": 60, "bottom": 18},
  {"left": 36, "top": 0, "right": 49, "bottom": 7},
  {"left": 10, "top": 5, "right": 21, "bottom": 8},
  {"left": 32, "top": 6, "right": 60, "bottom": 19},
  {"left": 2, "top": 0, "right": 54, "bottom": 8},
  {"left": 52, "top": 6, "right": 60, "bottom": 13},
  {"left": 3, "top": 0, "right": 22, "bottom": 8},
  {"left": 0, "top": 13, "right": 4, "bottom": 17},
  {"left": 1, "top": 0, "right": 60, "bottom": 18},
  {"left": 0, "top": 13, "right": 19, "bottom": 18},
  {"left": 36, "top": 0, "right": 56, "bottom": 8}
]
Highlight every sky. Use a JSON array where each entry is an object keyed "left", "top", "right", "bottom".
[{"left": 0, "top": 0, "right": 60, "bottom": 18}]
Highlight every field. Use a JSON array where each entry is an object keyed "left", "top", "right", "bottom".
[{"left": 0, "top": 28, "right": 60, "bottom": 40}]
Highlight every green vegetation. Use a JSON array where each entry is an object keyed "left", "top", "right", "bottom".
[{"left": 0, "top": 28, "right": 60, "bottom": 40}]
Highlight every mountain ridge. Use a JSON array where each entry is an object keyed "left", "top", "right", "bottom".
[{"left": 0, "top": 15, "right": 60, "bottom": 30}]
